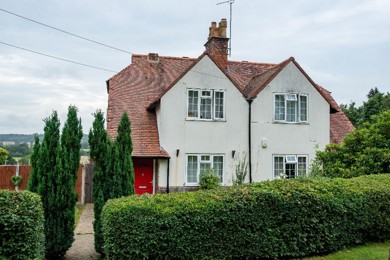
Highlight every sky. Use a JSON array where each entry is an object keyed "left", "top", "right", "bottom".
[{"left": 1, "top": 0, "right": 389, "bottom": 134}]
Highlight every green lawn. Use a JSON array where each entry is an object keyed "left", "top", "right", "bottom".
[
  {"left": 74, "top": 204, "right": 84, "bottom": 229},
  {"left": 306, "top": 240, "right": 390, "bottom": 260}
]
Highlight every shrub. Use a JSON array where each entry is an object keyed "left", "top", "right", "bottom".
[
  {"left": 199, "top": 168, "right": 220, "bottom": 190},
  {"left": 0, "top": 190, "right": 45, "bottom": 259},
  {"left": 233, "top": 155, "right": 248, "bottom": 185},
  {"left": 316, "top": 110, "right": 390, "bottom": 178},
  {"left": 102, "top": 174, "right": 390, "bottom": 259}
]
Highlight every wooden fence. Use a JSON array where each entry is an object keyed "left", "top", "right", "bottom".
[{"left": 0, "top": 165, "right": 92, "bottom": 204}]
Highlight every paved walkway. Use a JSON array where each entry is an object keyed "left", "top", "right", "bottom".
[{"left": 65, "top": 204, "right": 101, "bottom": 259}]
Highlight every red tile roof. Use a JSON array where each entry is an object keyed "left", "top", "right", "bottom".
[
  {"left": 107, "top": 55, "right": 196, "bottom": 157},
  {"left": 107, "top": 53, "right": 354, "bottom": 157}
]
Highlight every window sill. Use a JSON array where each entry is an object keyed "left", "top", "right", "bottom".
[
  {"left": 185, "top": 183, "right": 200, "bottom": 187},
  {"left": 272, "top": 121, "right": 309, "bottom": 125},
  {"left": 185, "top": 183, "right": 225, "bottom": 187},
  {"left": 186, "top": 118, "right": 226, "bottom": 122}
]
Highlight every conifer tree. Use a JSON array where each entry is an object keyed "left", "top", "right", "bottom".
[
  {"left": 88, "top": 110, "right": 109, "bottom": 253},
  {"left": 89, "top": 111, "right": 135, "bottom": 254},
  {"left": 27, "top": 135, "right": 40, "bottom": 192},
  {"left": 30, "top": 107, "right": 82, "bottom": 258},
  {"left": 113, "top": 112, "right": 135, "bottom": 197},
  {"left": 35, "top": 111, "right": 61, "bottom": 258},
  {"left": 54, "top": 105, "right": 83, "bottom": 256}
]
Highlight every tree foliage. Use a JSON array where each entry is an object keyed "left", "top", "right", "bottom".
[
  {"left": 316, "top": 110, "right": 390, "bottom": 178},
  {"left": 341, "top": 87, "right": 390, "bottom": 128},
  {"left": 27, "top": 135, "right": 40, "bottom": 192},
  {"left": 28, "top": 106, "right": 83, "bottom": 258},
  {"left": 89, "top": 109, "right": 109, "bottom": 253},
  {"left": 112, "top": 112, "right": 134, "bottom": 197},
  {"left": 2, "top": 143, "right": 31, "bottom": 157},
  {"left": 0, "top": 147, "right": 9, "bottom": 165},
  {"left": 89, "top": 111, "right": 135, "bottom": 254}
]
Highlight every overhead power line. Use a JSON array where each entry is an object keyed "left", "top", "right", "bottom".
[
  {"left": 0, "top": 8, "right": 133, "bottom": 55},
  {"left": 0, "top": 41, "right": 118, "bottom": 73}
]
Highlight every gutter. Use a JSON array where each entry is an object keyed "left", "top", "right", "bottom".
[{"left": 248, "top": 99, "right": 253, "bottom": 183}]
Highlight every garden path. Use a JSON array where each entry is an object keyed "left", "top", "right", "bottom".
[{"left": 65, "top": 203, "right": 100, "bottom": 259}]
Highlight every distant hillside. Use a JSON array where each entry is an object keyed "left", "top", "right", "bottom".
[{"left": 0, "top": 134, "right": 89, "bottom": 148}]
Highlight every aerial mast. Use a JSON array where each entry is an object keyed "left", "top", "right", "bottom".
[{"left": 217, "top": 0, "right": 234, "bottom": 56}]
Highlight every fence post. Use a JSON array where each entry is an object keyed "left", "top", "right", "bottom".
[
  {"left": 81, "top": 164, "right": 85, "bottom": 205},
  {"left": 15, "top": 163, "right": 19, "bottom": 191}
]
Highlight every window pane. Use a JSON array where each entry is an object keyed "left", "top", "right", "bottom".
[
  {"left": 214, "top": 91, "right": 224, "bottom": 119},
  {"left": 274, "top": 156, "right": 284, "bottom": 178},
  {"left": 285, "top": 163, "right": 296, "bottom": 179},
  {"left": 200, "top": 162, "right": 211, "bottom": 175},
  {"left": 300, "top": 95, "right": 308, "bottom": 122},
  {"left": 188, "top": 90, "right": 198, "bottom": 118},
  {"left": 285, "top": 155, "right": 297, "bottom": 163},
  {"left": 298, "top": 157, "right": 307, "bottom": 177},
  {"left": 286, "top": 94, "right": 297, "bottom": 101},
  {"left": 286, "top": 100, "right": 297, "bottom": 122},
  {"left": 200, "top": 97, "right": 212, "bottom": 119},
  {"left": 213, "top": 156, "right": 223, "bottom": 182},
  {"left": 202, "top": 91, "right": 211, "bottom": 96},
  {"left": 187, "top": 156, "right": 198, "bottom": 183},
  {"left": 275, "top": 95, "right": 285, "bottom": 120}
]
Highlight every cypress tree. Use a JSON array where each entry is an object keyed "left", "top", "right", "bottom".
[
  {"left": 89, "top": 111, "right": 135, "bottom": 254},
  {"left": 30, "top": 107, "right": 82, "bottom": 258},
  {"left": 89, "top": 110, "right": 109, "bottom": 253},
  {"left": 35, "top": 111, "right": 61, "bottom": 258},
  {"left": 27, "top": 134, "right": 40, "bottom": 192},
  {"left": 54, "top": 105, "right": 83, "bottom": 256},
  {"left": 113, "top": 112, "right": 135, "bottom": 197}
]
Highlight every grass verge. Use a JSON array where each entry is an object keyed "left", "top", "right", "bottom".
[
  {"left": 74, "top": 204, "right": 84, "bottom": 229},
  {"left": 306, "top": 240, "right": 390, "bottom": 260}
]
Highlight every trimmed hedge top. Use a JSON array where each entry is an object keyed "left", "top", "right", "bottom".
[
  {"left": 0, "top": 190, "right": 45, "bottom": 259},
  {"left": 102, "top": 174, "right": 390, "bottom": 259}
]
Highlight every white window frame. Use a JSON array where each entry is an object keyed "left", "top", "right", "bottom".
[
  {"left": 273, "top": 154, "right": 308, "bottom": 179},
  {"left": 187, "top": 89, "right": 226, "bottom": 121},
  {"left": 185, "top": 154, "right": 225, "bottom": 186},
  {"left": 273, "top": 93, "right": 308, "bottom": 123}
]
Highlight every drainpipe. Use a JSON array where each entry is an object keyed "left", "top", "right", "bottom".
[
  {"left": 166, "top": 158, "right": 170, "bottom": 193},
  {"left": 248, "top": 99, "right": 253, "bottom": 183}
]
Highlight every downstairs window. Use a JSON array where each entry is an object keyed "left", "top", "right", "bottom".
[
  {"left": 273, "top": 155, "right": 308, "bottom": 179},
  {"left": 186, "top": 154, "right": 224, "bottom": 185}
]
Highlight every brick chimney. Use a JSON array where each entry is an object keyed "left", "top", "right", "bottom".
[
  {"left": 148, "top": 53, "right": 159, "bottom": 63},
  {"left": 204, "top": 18, "right": 229, "bottom": 70}
]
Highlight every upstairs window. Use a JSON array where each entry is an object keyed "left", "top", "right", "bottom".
[
  {"left": 274, "top": 93, "right": 308, "bottom": 123},
  {"left": 187, "top": 89, "right": 225, "bottom": 120}
]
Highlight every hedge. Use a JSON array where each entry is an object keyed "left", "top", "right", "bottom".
[
  {"left": 0, "top": 190, "right": 45, "bottom": 259},
  {"left": 102, "top": 174, "right": 390, "bottom": 259}
]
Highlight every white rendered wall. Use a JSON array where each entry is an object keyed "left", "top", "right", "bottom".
[
  {"left": 250, "top": 62, "right": 330, "bottom": 181},
  {"left": 156, "top": 56, "right": 249, "bottom": 188}
]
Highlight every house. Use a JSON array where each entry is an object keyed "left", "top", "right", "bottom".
[{"left": 106, "top": 19, "right": 354, "bottom": 194}]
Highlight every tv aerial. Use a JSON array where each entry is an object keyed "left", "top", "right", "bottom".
[{"left": 217, "top": 0, "right": 235, "bottom": 56}]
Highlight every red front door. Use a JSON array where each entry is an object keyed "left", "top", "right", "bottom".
[{"left": 133, "top": 159, "right": 154, "bottom": 194}]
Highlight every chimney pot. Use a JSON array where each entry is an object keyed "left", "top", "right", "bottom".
[
  {"left": 209, "top": 21, "right": 217, "bottom": 39},
  {"left": 218, "top": 18, "right": 227, "bottom": 38}
]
